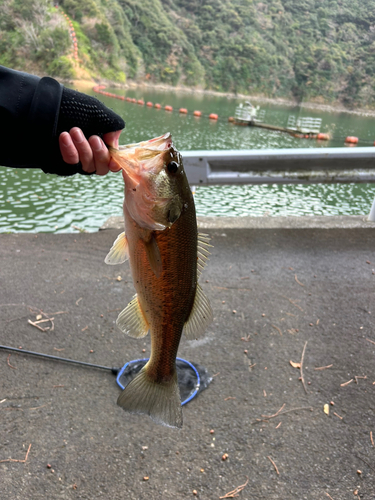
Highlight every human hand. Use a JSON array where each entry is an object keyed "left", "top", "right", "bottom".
[{"left": 59, "top": 128, "right": 122, "bottom": 175}]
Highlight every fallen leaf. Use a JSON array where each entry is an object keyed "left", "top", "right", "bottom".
[
  {"left": 324, "top": 404, "right": 329, "bottom": 415},
  {"left": 290, "top": 360, "right": 301, "bottom": 369}
]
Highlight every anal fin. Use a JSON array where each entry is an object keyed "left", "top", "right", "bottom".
[{"left": 117, "top": 294, "right": 149, "bottom": 338}]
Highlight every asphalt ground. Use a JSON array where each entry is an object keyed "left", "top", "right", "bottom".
[{"left": 1, "top": 219, "right": 375, "bottom": 499}]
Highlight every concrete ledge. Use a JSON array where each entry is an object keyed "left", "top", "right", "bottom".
[{"left": 100, "top": 215, "right": 375, "bottom": 231}]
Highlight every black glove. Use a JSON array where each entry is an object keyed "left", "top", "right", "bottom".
[
  {"left": 45, "top": 86, "right": 125, "bottom": 176},
  {"left": 56, "top": 87, "right": 125, "bottom": 141}
]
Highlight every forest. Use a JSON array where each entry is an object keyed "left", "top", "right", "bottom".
[{"left": 1, "top": 0, "right": 375, "bottom": 108}]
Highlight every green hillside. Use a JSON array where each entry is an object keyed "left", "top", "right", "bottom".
[{"left": 1, "top": 0, "right": 375, "bottom": 108}]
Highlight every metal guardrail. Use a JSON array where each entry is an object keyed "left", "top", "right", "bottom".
[{"left": 181, "top": 147, "right": 375, "bottom": 220}]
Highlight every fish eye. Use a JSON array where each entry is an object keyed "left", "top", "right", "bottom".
[{"left": 167, "top": 161, "right": 179, "bottom": 174}]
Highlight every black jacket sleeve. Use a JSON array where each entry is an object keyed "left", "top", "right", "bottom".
[{"left": 0, "top": 66, "right": 125, "bottom": 176}]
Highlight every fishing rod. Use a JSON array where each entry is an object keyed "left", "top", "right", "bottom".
[
  {"left": 0, "top": 345, "right": 211, "bottom": 405},
  {"left": 0, "top": 344, "right": 119, "bottom": 373}
]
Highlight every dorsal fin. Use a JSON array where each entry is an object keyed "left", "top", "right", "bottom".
[
  {"left": 183, "top": 284, "right": 213, "bottom": 340},
  {"left": 197, "top": 232, "right": 213, "bottom": 278}
]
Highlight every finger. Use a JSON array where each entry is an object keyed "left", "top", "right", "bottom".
[
  {"left": 59, "top": 132, "right": 79, "bottom": 164},
  {"left": 89, "top": 136, "right": 110, "bottom": 176},
  {"left": 108, "top": 158, "right": 122, "bottom": 173},
  {"left": 103, "top": 129, "right": 122, "bottom": 149},
  {"left": 103, "top": 130, "right": 123, "bottom": 172},
  {"left": 70, "top": 127, "right": 95, "bottom": 173}
]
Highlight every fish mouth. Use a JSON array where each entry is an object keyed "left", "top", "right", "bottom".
[
  {"left": 109, "top": 133, "right": 179, "bottom": 231},
  {"left": 109, "top": 132, "right": 173, "bottom": 180}
]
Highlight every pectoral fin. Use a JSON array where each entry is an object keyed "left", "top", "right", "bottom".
[
  {"left": 117, "top": 294, "right": 149, "bottom": 338},
  {"left": 143, "top": 235, "right": 162, "bottom": 277},
  {"left": 183, "top": 284, "right": 213, "bottom": 340},
  {"left": 105, "top": 232, "right": 129, "bottom": 265}
]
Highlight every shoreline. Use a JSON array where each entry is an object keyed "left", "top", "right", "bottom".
[{"left": 71, "top": 78, "right": 375, "bottom": 117}]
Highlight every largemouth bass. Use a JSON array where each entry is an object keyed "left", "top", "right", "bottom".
[{"left": 105, "top": 133, "right": 213, "bottom": 428}]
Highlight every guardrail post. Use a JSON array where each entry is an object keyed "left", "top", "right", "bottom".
[{"left": 369, "top": 197, "right": 375, "bottom": 221}]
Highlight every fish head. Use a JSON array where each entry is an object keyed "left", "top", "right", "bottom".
[{"left": 110, "top": 133, "right": 189, "bottom": 230}]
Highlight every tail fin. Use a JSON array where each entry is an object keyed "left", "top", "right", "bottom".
[{"left": 117, "top": 367, "right": 183, "bottom": 428}]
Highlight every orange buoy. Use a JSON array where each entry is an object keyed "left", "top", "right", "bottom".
[
  {"left": 317, "top": 133, "right": 330, "bottom": 141},
  {"left": 193, "top": 110, "right": 202, "bottom": 117},
  {"left": 137, "top": 99, "right": 144, "bottom": 105},
  {"left": 154, "top": 103, "right": 161, "bottom": 109},
  {"left": 209, "top": 113, "right": 218, "bottom": 120},
  {"left": 146, "top": 101, "right": 153, "bottom": 107},
  {"left": 228, "top": 116, "right": 234, "bottom": 122},
  {"left": 179, "top": 108, "right": 188, "bottom": 114},
  {"left": 131, "top": 98, "right": 136, "bottom": 103},
  {"left": 165, "top": 105, "right": 173, "bottom": 111},
  {"left": 126, "top": 97, "right": 131, "bottom": 102},
  {"left": 345, "top": 136, "right": 358, "bottom": 144}
]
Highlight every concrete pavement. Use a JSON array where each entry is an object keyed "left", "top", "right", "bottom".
[{"left": 1, "top": 217, "right": 375, "bottom": 499}]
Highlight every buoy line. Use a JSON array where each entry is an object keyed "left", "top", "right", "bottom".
[{"left": 93, "top": 86, "right": 375, "bottom": 145}]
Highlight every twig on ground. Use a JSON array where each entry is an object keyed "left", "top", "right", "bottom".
[
  {"left": 333, "top": 412, "right": 343, "bottom": 420},
  {"left": 261, "top": 403, "right": 286, "bottom": 419},
  {"left": 267, "top": 456, "right": 280, "bottom": 475},
  {"left": 340, "top": 379, "right": 353, "bottom": 387},
  {"left": 282, "top": 296, "right": 304, "bottom": 312},
  {"left": 271, "top": 324, "right": 282, "bottom": 336},
  {"left": 224, "top": 397, "right": 236, "bottom": 401},
  {"left": 371, "top": 432, "right": 374, "bottom": 447},
  {"left": 354, "top": 375, "right": 367, "bottom": 384},
  {"left": 252, "top": 406, "right": 314, "bottom": 424},
  {"left": 325, "top": 493, "right": 335, "bottom": 500},
  {"left": 27, "top": 319, "right": 46, "bottom": 332},
  {"left": 75, "top": 297, "right": 82, "bottom": 306},
  {"left": 241, "top": 335, "right": 251, "bottom": 342},
  {"left": 355, "top": 453, "right": 375, "bottom": 474},
  {"left": 300, "top": 341, "right": 308, "bottom": 393},
  {"left": 7, "top": 354, "right": 17, "bottom": 369},
  {"left": 0, "top": 443, "right": 31, "bottom": 463},
  {"left": 219, "top": 477, "right": 249, "bottom": 499},
  {"left": 275, "top": 422, "right": 282, "bottom": 429},
  {"left": 314, "top": 364, "right": 333, "bottom": 371},
  {"left": 366, "top": 338, "right": 375, "bottom": 345},
  {"left": 29, "top": 403, "right": 50, "bottom": 410},
  {"left": 3, "top": 314, "right": 29, "bottom": 324},
  {"left": 294, "top": 274, "right": 305, "bottom": 287},
  {"left": 27, "top": 306, "right": 67, "bottom": 332}
]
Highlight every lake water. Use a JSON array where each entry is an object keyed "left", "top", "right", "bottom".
[{"left": 1, "top": 85, "right": 375, "bottom": 232}]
